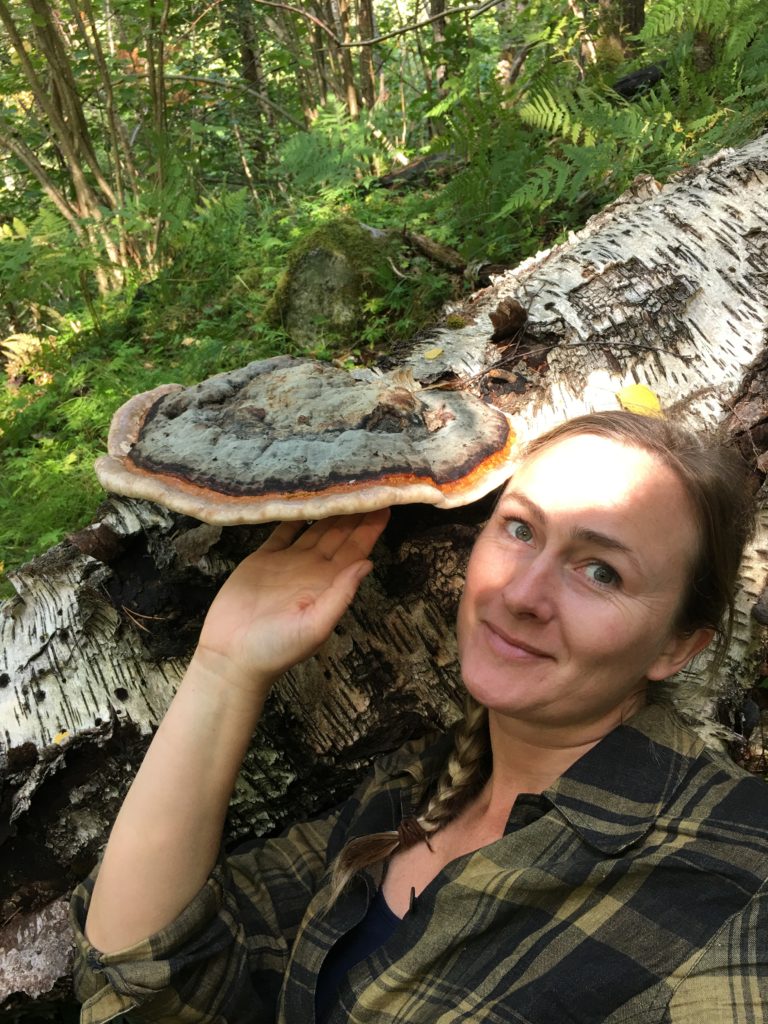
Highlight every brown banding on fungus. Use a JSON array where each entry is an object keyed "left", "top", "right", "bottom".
[{"left": 95, "top": 356, "right": 516, "bottom": 525}]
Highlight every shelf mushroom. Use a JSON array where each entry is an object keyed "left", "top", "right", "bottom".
[{"left": 95, "top": 356, "right": 516, "bottom": 525}]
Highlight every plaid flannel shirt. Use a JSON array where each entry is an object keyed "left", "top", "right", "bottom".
[{"left": 71, "top": 704, "right": 768, "bottom": 1024}]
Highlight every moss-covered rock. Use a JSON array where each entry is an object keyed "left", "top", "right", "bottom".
[{"left": 264, "top": 219, "right": 398, "bottom": 348}]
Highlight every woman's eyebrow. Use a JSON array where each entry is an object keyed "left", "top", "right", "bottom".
[
  {"left": 501, "top": 490, "right": 644, "bottom": 574},
  {"left": 570, "top": 527, "right": 644, "bottom": 574},
  {"left": 501, "top": 490, "right": 547, "bottom": 522}
]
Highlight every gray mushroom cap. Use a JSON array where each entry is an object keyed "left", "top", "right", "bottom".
[{"left": 95, "top": 356, "right": 516, "bottom": 525}]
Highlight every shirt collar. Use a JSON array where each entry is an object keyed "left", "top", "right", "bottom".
[
  {"left": 544, "top": 703, "right": 704, "bottom": 854},
  {"left": 377, "top": 704, "right": 703, "bottom": 855}
]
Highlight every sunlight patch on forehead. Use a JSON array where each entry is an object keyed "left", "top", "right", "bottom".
[
  {"left": 514, "top": 434, "right": 664, "bottom": 506},
  {"left": 505, "top": 434, "right": 701, "bottom": 579}
]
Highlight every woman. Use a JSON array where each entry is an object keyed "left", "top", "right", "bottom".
[{"left": 72, "top": 411, "right": 768, "bottom": 1024}]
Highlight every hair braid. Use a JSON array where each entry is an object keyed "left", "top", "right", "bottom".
[
  {"left": 416, "top": 696, "right": 490, "bottom": 840},
  {"left": 325, "top": 697, "right": 490, "bottom": 908}
]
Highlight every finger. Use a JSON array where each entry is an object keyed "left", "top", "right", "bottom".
[
  {"left": 312, "top": 508, "right": 389, "bottom": 562},
  {"left": 259, "top": 519, "right": 307, "bottom": 552},
  {"left": 293, "top": 514, "right": 363, "bottom": 556},
  {"left": 331, "top": 508, "right": 391, "bottom": 565}
]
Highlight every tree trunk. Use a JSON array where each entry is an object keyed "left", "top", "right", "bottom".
[
  {"left": 234, "top": 0, "right": 271, "bottom": 121},
  {"left": 66, "top": 0, "right": 143, "bottom": 268},
  {"left": 145, "top": 0, "right": 171, "bottom": 266},
  {"left": 356, "top": 0, "right": 377, "bottom": 109},
  {"left": 318, "top": 0, "right": 344, "bottom": 103},
  {"left": 325, "top": 0, "right": 360, "bottom": 116},
  {"left": 593, "top": 0, "right": 645, "bottom": 55},
  {"left": 622, "top": 0, "right": 644, "bottom": 36},
  {"left": 0, "top": 119, "right": 88, "bottom": 236},
  {"left": 0, "top": 0, "right": 136, "bottom": 286},
  {"left": 308, "top": 11, "right": 331, "bottom": 109},
  {"left": 284, "top": 3, "right": 320, "bottom": 124},
  {"left": 25, "top": 0, "right": 118, "bottom": 209},
  {"left": 430, "top": 0, "right": 447, "bottom": 97},
  {"left": 2, "top": 134, "right": 768, "bottom": 1012}
]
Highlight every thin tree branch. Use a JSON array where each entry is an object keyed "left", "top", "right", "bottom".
[
  {"left": 121, "top": 73, "right": 305, "bottom": 128},
  {"left": 188, "top": 0, "right": 225, "bottom": 32},
  {"left": 232, "top": 120, "right": 261, "bottom": 208},
  {"left": 0, "top": 121, "right": 82, "bottom": 233},
  {"left": 250, "top": 0, "right": 506, "bottom": 48}
]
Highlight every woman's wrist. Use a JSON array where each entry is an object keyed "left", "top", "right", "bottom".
[{"left": 185, "top": 644, "right": 278, "bottom": 707}]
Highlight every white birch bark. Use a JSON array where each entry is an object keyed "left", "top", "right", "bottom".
[{"left": 1, "top": 133, "right": 767, "bottom": 1008}]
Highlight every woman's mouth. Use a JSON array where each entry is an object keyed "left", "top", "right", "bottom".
[{"left": 482, "top": 622, "right": 552, "bottom": 661}]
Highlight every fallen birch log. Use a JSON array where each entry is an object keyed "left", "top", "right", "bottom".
[{"left": 1, "top": 132, "right": 767, "bottom": 1012}]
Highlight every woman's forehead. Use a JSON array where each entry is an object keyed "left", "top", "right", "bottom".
[
  {"left": 500, "top": 434, "right": 697, "bottom": 548},
  {"left": 507, "top": 433, "right": 662, "bottom": 492}
]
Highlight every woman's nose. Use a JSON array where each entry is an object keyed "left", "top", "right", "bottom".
[{"left": 500, "top": 554, "right": 555, "bottom": 621}]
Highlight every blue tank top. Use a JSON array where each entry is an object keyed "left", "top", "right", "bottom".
[{"left": 315, "top": 887, "right": 402, "bottom": 1023}]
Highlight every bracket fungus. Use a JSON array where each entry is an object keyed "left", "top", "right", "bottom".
[{"left": 95, "top": 356, "right": 516, "bottom": 525}]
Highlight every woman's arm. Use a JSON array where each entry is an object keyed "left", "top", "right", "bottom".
[
  {"left": 84, "top": 510, "right": 390, "bottom": 953},
  {"left": 664, "top": 879, "right": 768, "bottom": 1024}
]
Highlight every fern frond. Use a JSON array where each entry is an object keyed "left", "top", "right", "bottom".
[
  {"left": 641, "top": 0, "right": 725, "bottom": 39},
  {"left": 723, "top": 4, "right": 766, "bottom": 64},
  {"left": 520, "top": 89, "right": 597, "bottom": 146}
]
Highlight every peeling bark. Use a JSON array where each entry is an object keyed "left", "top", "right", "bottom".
[
  {"left": 0, "top": 900, "right": 72, "bottom": 1003},
  {"left": 2, "top": 134, "right": 768, "bottom": 1010}
]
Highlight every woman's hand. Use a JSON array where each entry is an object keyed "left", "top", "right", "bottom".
[{"left": 194, "top": 508, "right": 390, "bottom": 694}]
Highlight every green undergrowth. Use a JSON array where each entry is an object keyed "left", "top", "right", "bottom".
[{"left": 425, "top": 0, "right": 768, "bottom": 263}]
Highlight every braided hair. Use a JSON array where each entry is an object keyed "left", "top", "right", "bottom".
[{"left": 325, "top": 696, "right": 490, "bottom": 907}]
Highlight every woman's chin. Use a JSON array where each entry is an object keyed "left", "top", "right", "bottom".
[{"left": 461, "top": 667, "right": 543, "bottom": 718}]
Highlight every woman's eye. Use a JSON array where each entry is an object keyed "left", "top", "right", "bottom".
[
  {"left": 585, "top": 562, "right": 620, "bottom": 587},
  {"left": 507, "top": 519, "right": 533, "bottom": 543}
]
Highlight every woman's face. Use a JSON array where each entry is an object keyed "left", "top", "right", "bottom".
[{"left": 456, "top": 433, "right": 712, "bottom": 733}]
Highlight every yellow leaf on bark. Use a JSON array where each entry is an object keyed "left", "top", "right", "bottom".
[{"left": 616, "top": 384, "right": 662, "bottom": 417}]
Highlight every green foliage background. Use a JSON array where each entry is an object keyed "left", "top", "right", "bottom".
[{"left": 1, "top": 0, "right": 767, "bottom": 600}]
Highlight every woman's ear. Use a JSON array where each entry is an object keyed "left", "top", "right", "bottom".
[{"left": 646, "top": 627, "right": 715, "bottom": 682}]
